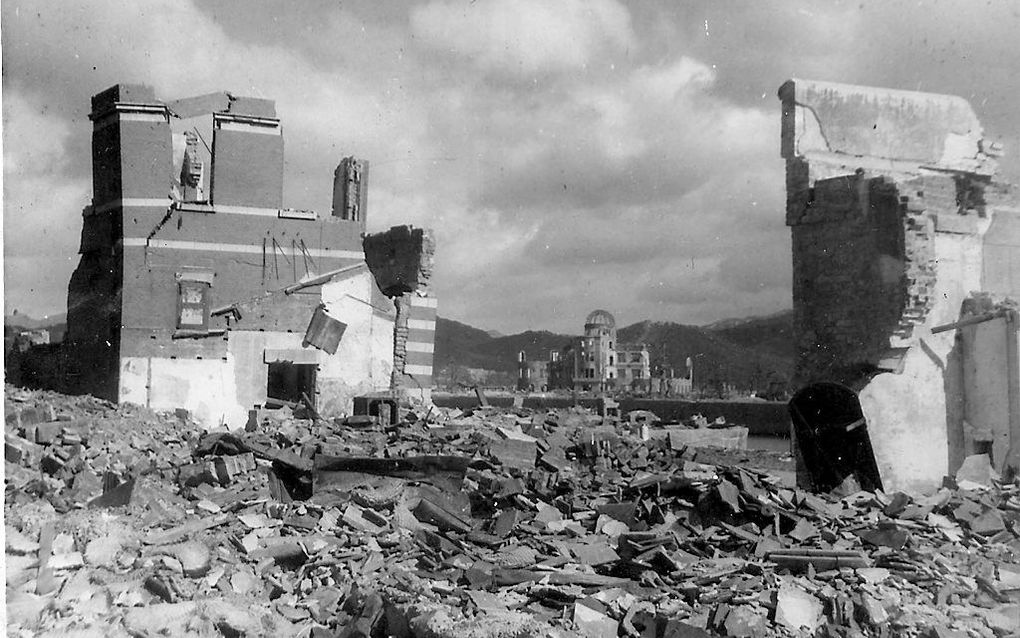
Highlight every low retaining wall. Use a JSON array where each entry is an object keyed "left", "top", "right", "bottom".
[{"left": 432, "top": 394, "right": 791, "bottom": 437}]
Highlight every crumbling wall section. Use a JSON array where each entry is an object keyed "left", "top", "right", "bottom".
[
  {"left": 316, "top": 271, "right": 396, "bottom": 415},
  {"left": 63, "top": 84, "right": 173, "bottom": 400},
  {"left": 780, "top": 78, "right": 1017, "bottom": 491},
  {"left": 363, "top": 226, "right": 437, "bottom": 401},
  {"left": 789, "top": 173, "right": 910, "bottom": 383}
]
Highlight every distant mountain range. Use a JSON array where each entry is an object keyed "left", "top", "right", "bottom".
[
  {"left": 4, "top": 309, "right": 796, "bottom": 391},
  {"left": 435, "top": 311, "right": 794, "bottom": 390},
  {"left": 5, "top": 312, "right": 67, "bottom": 330}
]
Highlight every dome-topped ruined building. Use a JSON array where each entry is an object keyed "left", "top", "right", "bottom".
[
  {"left": 584, "top": 309, "right": 616, "bottom": 332},
  {"left": 517, "top": 310, "right": 650, "bottom": 393},
  {"left": 580, "top": 309, "right": 618, "bottom": 387}
]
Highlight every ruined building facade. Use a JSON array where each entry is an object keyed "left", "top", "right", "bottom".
[
  {"left": 63, "top": 84, "right": 435, "bottom": 426},
  {"left": 518, "top": 310, "right": 650, "bottom": 393},
  {"left": 780, "top": 79, "right": 1020, "bottom": 490}
]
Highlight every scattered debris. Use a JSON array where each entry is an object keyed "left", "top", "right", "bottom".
[{"left": 5, "top": 385, "right": 1020, "bottom": 637}]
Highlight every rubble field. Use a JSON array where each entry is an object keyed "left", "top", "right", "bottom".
[{"left": 4, "top": 386, "right": 1020, "bottom": 637}]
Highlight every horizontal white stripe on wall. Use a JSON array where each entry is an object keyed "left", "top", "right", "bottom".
[
  {"left": 93, "top": 110, "right": 168, "bottom": 131},
  {"left": 122, "top": 237, "right": 363, "bottom": 260},
  {"left": 92, "top": 198, "right": 172, "bottom": 215},
  {"left": 412, "top": 296, "right": 438, "bottom": 308},
  {"left": 407, "top": 319, "right": 436, "bottom": 331},
  {"left": 405, "top": 342, "right": 434, "bottom": 354},
  {"left": 403, "top": 364, "right": 433, "bottom": 376},
  {"left": 217, "top": 120, "right": 281, "bottom": 135}
]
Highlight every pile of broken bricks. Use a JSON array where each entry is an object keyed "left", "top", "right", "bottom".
[{"left": 5, "top": 385, "right": 1020, "bottom": 638}]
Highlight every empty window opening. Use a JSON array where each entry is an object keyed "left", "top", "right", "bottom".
[
  {"left": 267, "top": 362, "right": 317, "bottom": 407},
  {"left": 177, "top": 281, "right": 210, "bottom": 330}
]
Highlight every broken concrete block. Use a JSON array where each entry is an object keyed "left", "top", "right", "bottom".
[
  {"left": 49, "top": 551, "right": 84, "bottom": 571},
  {"left": 84, "top": 536, "right": 122, "bottom": 569},
  {"left": 858, "top": 526, "right": 909, "bottom": 549},
  {"left": 173, "top": 541, "right": 211, "bottom": 578},
  {"left": 571, "top": 541, "right": 620, "bottom": 566},
  {"left": 722, "top": 605, "right": 768, "bottom": 637},
  {"left": 34, "top": 422, "right": 63, "bottom": 445},
  {"left": 178, "top": 460, "right": 218, "bottom": 487},
  {"left": 68, "top": 469, "right": 103, "bottom": 503},
  {"left": 956, "top": 453, "right": 999, "bottom": 488},
  {"left": 343, "top": 504, "right": 386, "bottom": 534},
  {"left": 490, "top": 437, "right": 537, "bottom": 471},
  {"left": 214, "top": 452, "right": 257, "bottom": 485},
  {"left": 970, "top": 509, "right": 1006, "bottom": 536},
  {"left": 6, "top": 434, "right": 42, "bottom": 465},
  {"left": 51, "top": 533, "right": 74, "bottom": 555},
  {"left": 858, "top": 595, "right": 889, "bottom": 625},
  {"left": 775, "top": 582, "right": 824, "bottom": 632},
  {"left": 997, "top": 565, "right": 1020, "bottom": 590},
  {"left": 88, "top": 477, "right": 135, "bottom": 508},
  {"left": 6, "top": 591, "right": 48, "bottom": 629},
  {"left": 7, "top": 404, "right": 57, "bottom": 429},
  {"left": 413, "top": 498, "right": 472, "bottom": 534},
  {"left": 6, "top": 527, "right": 39, "bottom": 555},
  {"left": 573, "top": 602, "right": 618, "bottom": 638},
  {"left": 856, "top": 567, "right": 890, "bottom": 584},
  {"left": 40, "top": 454, "right": 65, "bottom": 475},
  {"left": 195, "top": 499, "right": 221, "bottom": 514},
  {"left": 660, "top": 619, "right": 712, "bottom": 637},
  {"left": 122, "top": 602, "right": 200, "bottom": 636}
]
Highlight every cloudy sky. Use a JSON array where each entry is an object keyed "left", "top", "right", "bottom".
[{"left": 4, "top": 0, "right": 1019, "bottom": 333}]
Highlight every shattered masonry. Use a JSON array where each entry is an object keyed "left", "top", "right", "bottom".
[
  {"left": 780, "top": 78, "right": 1020, "bottom": 491},
  {"left": 363, "top": 225, "right": 438, "bottom": 398},
  {"left": 61, "top": 83, "right": 435, "bottom": 426},
  {"left": 8, "top": 387, "right": 1020, "bottom": 637}
]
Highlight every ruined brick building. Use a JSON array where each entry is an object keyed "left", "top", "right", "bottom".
[
  {"left": 61, "top": 84, "right": 435, "bottom": 426},
  {"left": 780, "top": 79, "right": 1020, "bottom": 490},
  {"left": 517, "top": 310, "right": 650, "bottom": 393}
]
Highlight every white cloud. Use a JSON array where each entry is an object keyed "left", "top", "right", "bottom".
[
  {"left": 2, "top": 91, "right": 90, "bottom": 259},
  {"left": 3, "top": 92, "right": 90, "bottom": 316},
  {"left": 410, "top": 0, "right": 635, "bottom": 75},
  {"left": 2, "top": 0, "right": 435, "bottom": 309},
  {"left": 7, "top": 0, "right": 898, "bottom": 333}
]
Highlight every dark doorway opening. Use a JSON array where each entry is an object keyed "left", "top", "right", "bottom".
[
  {"left": 267, "top": 362, "right": 317, "bottom": 407},
  {"left": 789, "top": 382, "right": 883, "bottom": 492}
]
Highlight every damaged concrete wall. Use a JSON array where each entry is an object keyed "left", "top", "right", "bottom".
[
  {"left": 318, "top": 271, "right": 396, "bottom": 414},
  {"left": 363, "top": 225, "right": 437, "bottom": 402},
  {"left": 64, "top": 84, "right": 172, "bottom": 400},
  {"left": 780, "top": 78, "right": 1020, "bottom": 491},
  {"left": 61, "top": 83, "right": 420, "bottom": 425},
  {"left": 958, "top": 297, "right": 1020, "bottom": 474}
]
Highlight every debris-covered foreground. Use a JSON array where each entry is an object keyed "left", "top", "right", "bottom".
[{"left": 5, "top": 387, "right": 1020, "bottom": 638}]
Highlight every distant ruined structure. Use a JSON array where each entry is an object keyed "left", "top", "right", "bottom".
[
  {"left": 780, "top": 79, "right": 1020, "bottom": 490},
  {"left": 517, "top": 310, "right": 651, "bottom": 393},
  {"left": 57, "top": 84, "right": 435, "bottom": 426}
]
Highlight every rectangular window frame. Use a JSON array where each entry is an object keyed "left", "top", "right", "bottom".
[{"left": 175, "top": 270, "right": 214, "bottom": 334}]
